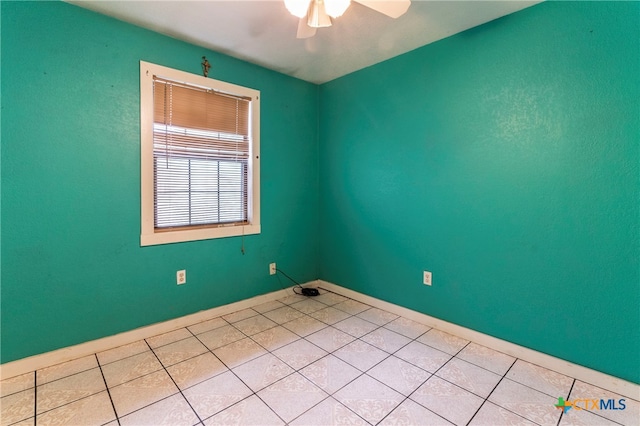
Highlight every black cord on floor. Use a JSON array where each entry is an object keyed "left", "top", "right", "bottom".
[
  {"left": 275, "top": 268, "right": 320, "bottom": 297},
  {"left": 275, "top": 268, "right": 305, "bottom": 295}
]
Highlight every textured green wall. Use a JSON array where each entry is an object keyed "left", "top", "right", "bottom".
[
  {"left": 319, "top": 1, "right": 639, "bottom": 383},
  {"left": 1, "top": 2, "right": 319, "bottom": 363},
  {"left": 2, "top": 0, "right": 639, "bottom": 385}
]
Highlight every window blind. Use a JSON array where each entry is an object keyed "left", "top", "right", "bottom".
[{"left": 153, "top": 76, "right": 251, "bottom": 230}]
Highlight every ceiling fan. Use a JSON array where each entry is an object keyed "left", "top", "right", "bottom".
[{"left": 285, "top": 0, "right": 411, "bottom": 38}]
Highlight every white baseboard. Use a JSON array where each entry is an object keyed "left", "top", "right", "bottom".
[
  {"left": 317, "top": 280, "right": 640, "bottom": 401},
  {"left": 0, "top": 285, "right": 299, "bottom": 381}
]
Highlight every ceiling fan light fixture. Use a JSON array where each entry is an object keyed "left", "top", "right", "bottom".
[
  {"left": 324, "top": 0, "right": 351, "bottom": 18},
  {"left": 307, "top": 0, "right": 332, "bottom": 28},
  {"left": 284, "top": 0, "right": 311, "bottom": 18}
]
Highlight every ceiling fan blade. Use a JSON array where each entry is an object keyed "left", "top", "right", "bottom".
[
  {"left": 353, "top": 0, "right": 411, "bottom": 18},
  {"left": 307, "top": 0, "right": 332, "bottom": 28},
  {"left": 297, "top": 17, "right": 317, "bottom": 38}
]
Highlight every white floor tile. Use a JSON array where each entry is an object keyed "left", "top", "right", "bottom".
[
  {"left": 356, "top": 307, "right": 398, "bottom": 326},
  {"left": 383, "top": 317, "right": 431, "bottom": 339},
  {"left": 251, "top": 326, "right": 300, "bottom": 351},
  {"left": 289, "top": 396, "right": 366, "bottom": 426},
  {"left": 187, "top": 317, "right": 227, "bottom": 336},
  {"left": 36, "top": 391, "right": 116, "bottom": 426},
  {"left": 488, "top": 378, "right": 561, "bottom": 425},
  {"left": 36, "top": 355, "right": 98, "bottom": 385},
  {"left": 361, "top": 327, "right": 411, "bottom": 354},
  {"left": 7, "top": 418, "right": 34, "bottom": 426},
  {"left": 231, "top": 353, "right": 294, "bottom": 392},
  {"left": 334, "top": 374, "right": 404, "bottom": 424},
  {"left": 203, "top": 394, "right": 284, "bottom": 426},
  {"left": 232, "top": 314, "right": 277, "bottom": 336},
  {"left": 278, "top": 294, "right": 308, "bottom": 305},
  {"left": 417, "top": 329, "right": 469, "bottom": 355},
  {"left": 183, "top": 371, "right": 252, "bottom": 420},
  {"left": 410, "top": 376, "right": 484, "bottom": 426},
  {"left": 558, "top": 407, "right": 621, "bottom": 425},
  {"left": 262, "top": 306, "right": 305, "bottom": 324},
  {"left": 119, "top": 393, "right": 199, "bottom": 426},
  {"left": 469, "top": 401, "right": 537, "bottom": 426},
  {"left": 299, "top": 354, "right": 362, "bottom": 394},
  {"left": 101, "top": 351, "right": 162, "bottom": 388},
  {"left": 332, "top": 316, "right": 378, "bottom": 338},
  {"left": 166, "top": 352, "right": 228, "bottom": 391},
  {"left": 436, "top": 358, "right": 501, "bottom": 398},
  {"left": 290, "top": 299, "right": 327, "bottom": 314},
  {"left": 36, "top": 368, "right": 106, "bottom": 414},
  {"left": 0, "top": 372, "right": 33, "bottom": 398},
  {"left": 97, "top": 340, "right": 149, "bottom": 366},
  {"left": 311, "top": 292, "right": 348, "bottom": 306},
  {"left": 569, "top": 380, "right": 639, "bottom": 426},
  {"left": 257, "top": 373, "right": 328, "bottom": 423},
  {"left": 146, "top": 328, "right": 192, "bottom": 349},
  {"left": 305, "top": 326, "right": 355, "bottom": 352},
  {"left": 1, "top": 388, "right": 34, "bottom": 426},
  {"left": 506, "top": 359, "right": 573, "bottom": 398},
  {"left": 109, "top": 369, "right": 178, "bottom": 417},
  {"left": 380, "top": 398, "right": 454, "bottom": 426},
  {"left": 332, "top": 300, "right": 370, "bottom": 315},
  {"left": 282, "top": 315, "right": 327, "bottom": 337},
  {"left": 252, "top": 300, "right": 286, "bottom": 314},
  {"left": 272, "top": 339, "right": 328, "bottom": 370},
  {"left": 368, "top": 355, "right": 431, "bottom": 396},
  {"left": 333, "top": 339, "right": 389, "bottom": 372},
  {"left": 153, "top": 336, "right": 208, "bottom": 367},
  {"left": 222, "top": 308, "right": 258, "bottom": 323},
  {"left": 457, "top": 343, "right": 515, "bottom": 376},
  {"left": 197, "top": 324, "right": 245, "bottom": 351},
  {"left": 394, "top": 341, "right": 452, "bottom": 373},
  {"left": 308, "top": 306, "right": 352, "bottom": 325},
  {"left": 213, "top": 337, "right": 268, "bottom": 369}
]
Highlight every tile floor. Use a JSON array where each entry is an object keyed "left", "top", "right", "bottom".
[{"left": 1, "top": 289, "right": 638, "bottom": 426}]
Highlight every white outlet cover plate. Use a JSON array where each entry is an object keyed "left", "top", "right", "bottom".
[{"left": 423, "top": 271, "right": 432, "bottom": 286}]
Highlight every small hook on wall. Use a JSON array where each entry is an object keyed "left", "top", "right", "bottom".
[{"left": 201, "top": 56, "right": 211, "bottom": 77}]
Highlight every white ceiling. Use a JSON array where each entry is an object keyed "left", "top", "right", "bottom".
[{"left": 68, "top": 0, "right": 540, "bottom": 84}]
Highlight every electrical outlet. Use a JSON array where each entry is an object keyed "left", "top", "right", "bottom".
[
  {"left": 177, "top": 270, "right": 186, "bottom": 285},
  {"left": 423, "top": 270, "right": 432, "bottom": 286},
  {"left": 269, "top": 263, "right": 276, "bottom": 275}
]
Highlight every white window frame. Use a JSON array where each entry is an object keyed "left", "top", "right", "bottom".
[{"left": 140, "top": 61, "right": 260, "bottom": 246}]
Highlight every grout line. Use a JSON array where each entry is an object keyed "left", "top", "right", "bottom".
[
  {"left": 33, "top": 371, "right": 37, "bottom": 426},
  {"left": 30, "top": 365, "right": 112, "bottom": 421},
  {"left": 381, "top": 332, "right": 452, "bottom": 422},
  {"left": 142, "top": 339, "right": 204, "bottom": 425},
  {"left": 33, "top": 385, "right": 116, "bottom": 421},
  {"left": 95, "top": 354, "right": 121, "bottom": 426},
  {"left": 145, "top": 330, "right": 195, "bottom": 352},
  {"left": 229, "top": 293, "right": 372, "bottom": 424},
  {"left": 466, "top": 357, "right": 518, "bottom": 425},
  {"left": 556, "top": 379, "right": 576, "bottom": 426},
  {"left": 186, "top": 320, "right": 291, "bottom": 425},
  {"left": 561, "top": 380, "right": 627, "bottom": 426}
]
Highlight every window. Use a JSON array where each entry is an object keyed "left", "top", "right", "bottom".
[{"left": 140, "top": 61, "right": 260, "bottom": 246}]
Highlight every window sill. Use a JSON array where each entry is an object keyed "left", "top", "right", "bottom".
[{"left": 140, "top": 223, "right": 260, "bottom": 246}]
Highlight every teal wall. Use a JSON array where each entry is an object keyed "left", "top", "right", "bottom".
[
  {"left": 1, "top": 2, "right": 319, "bottom": 363},
  {"left": 319, "top": 1, "right": 639, "bottom": 383},
  {"left": 2, "top": 1, "right": 639, "bottom": 385}
]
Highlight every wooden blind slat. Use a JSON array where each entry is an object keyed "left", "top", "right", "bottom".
[
  {"left": 152, "top": 75, "right": 250, "bottom": 229},
  {"left": 154, "top": 79, "right": 249, "bottom": 135}
]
